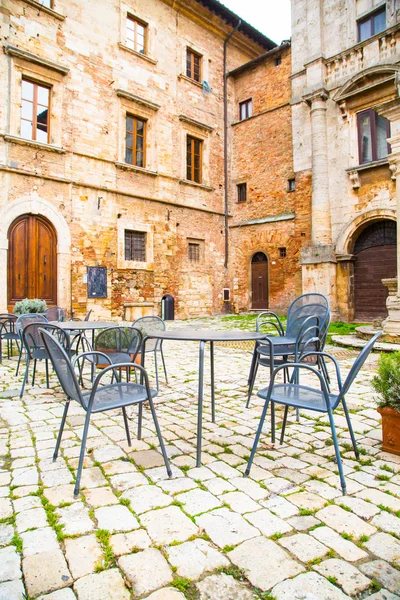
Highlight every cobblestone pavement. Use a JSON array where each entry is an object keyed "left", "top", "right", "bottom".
[{"left": 0, "top": 317, "right": 399, "bottom": 600}]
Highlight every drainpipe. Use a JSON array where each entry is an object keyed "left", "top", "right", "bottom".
[{"left": 223, "top": 20, "right": 241, "bottom": 269}]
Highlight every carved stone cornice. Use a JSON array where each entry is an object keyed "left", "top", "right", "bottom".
[
  {"left": 115, "top": 89, "right": 160, "bottom": 111},
  {"left": 303, "top": 88, "right": 329, "bottom": 106}
]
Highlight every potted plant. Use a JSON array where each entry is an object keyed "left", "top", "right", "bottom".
[
  {"left": 13, "top": 298, "right": 47, "bottom": 315},
  {"left": 372, "top": 351, "right": 400, "bottom": 456}
]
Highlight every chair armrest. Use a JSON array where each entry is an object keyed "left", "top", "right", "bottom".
[
  {"left": 89, "top": 362, "right": 153, "bottom": 408},
  {"left": 300, "top": 351, "right": 342, "bottom": 389},
  {"left": 265, "top": 361, "right": 331, "bottom": 406},
  {"left": 257, "top": 311, "right": 284, "bottom": 335},
  {"left": 72, "top": 350, "right": 112, "bottom": 368}
]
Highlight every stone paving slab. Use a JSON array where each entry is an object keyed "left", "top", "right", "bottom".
[{"left": 0, "top": 316, "right": 399, "bottom": 599}]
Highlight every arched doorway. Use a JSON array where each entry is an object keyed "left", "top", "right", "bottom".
[
  {"left": 353, "top": 220, "right": 397, "bottom": 321},
  {"left": 7, "top": 214, "right": 57, "bottom": 310},
  {"left": 251, "top": 252, "right": 268, "bottom": 309}
]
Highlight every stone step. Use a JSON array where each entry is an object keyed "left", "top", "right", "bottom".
[{"left": 331, "top": 334, "right": 400, "bottom": 352}]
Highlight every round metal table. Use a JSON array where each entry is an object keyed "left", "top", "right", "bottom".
[{"left": 143, "top": 329, "right": 266, "bottom": 467}]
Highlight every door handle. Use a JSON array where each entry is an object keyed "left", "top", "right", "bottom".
[
  {"left": 44, "top": 255, "right": 47, "bottom": 265},
  {"left": 18, "top": 274, "right": 20, "bottom": 281}
]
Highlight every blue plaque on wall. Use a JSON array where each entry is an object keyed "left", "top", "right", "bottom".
[{"left": 87, "top": 266, "right": 107, "bottom": 298}]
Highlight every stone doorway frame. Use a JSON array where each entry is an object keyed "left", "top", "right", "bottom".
[{"left": 0, "top": 193, "right": 71, "bottom": 313}]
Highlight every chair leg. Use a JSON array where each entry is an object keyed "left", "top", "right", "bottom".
[
  {"left": 246, "top": 360, "right": 259, "bottom": 408},
  {"left": 122, "top": 407, "right": 131, "bottom": 446},
  {"left": 45, "top": 359, "right": 49, "bottom": 388},
  {"left": 280, "top": 405, "right": 289, "bottom": 444},
  {"left": 245, "top": 398, "right": 270, "bottom": 477},
  {"left": 248, "top": 345, "right": 258, "bottom": 385},
  {"left": 327, "top": 408, "right": 346, "bottom": 495},
  {"left": 53, "top": 400, "right": 70, "bottom": 460},
  {"left": 20, "top": 358, "right": 30, "bottom": 398},
  {"left": 32, "top": 359, "right": 37, "bottom": 386},
  {"left": 160, "top": 344, "right": 168, "bottom": 384},
  {"left": 137, "top": 403, "right": 143, "bottom": 440},
  {"left": 271, "top": 401, "right": 276, "bottom": 444},
  {"left": 342, "top": 398, "right": 359, "bottom": 459},
  {"left": 16, "top": 347, "right": 23, "bottom": 376},
  {"left": 147, "top": 397, "right": 172, "bottom": 477},
  {"left": 74, "top": 409, "right": 92, "bottom": 498},
  {"left": 154, "top": 351, "right": 159, "bottom": 392}
]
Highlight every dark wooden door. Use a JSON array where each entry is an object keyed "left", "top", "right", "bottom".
[
  {"left": 251, "top": 252, "right": 268, "bottom": 309},
  {"left": 354, "top": 221, "right": 397, "bottom": 321},
  {"left": 8, "top": 214, "right": 57, "bottom": 310}
]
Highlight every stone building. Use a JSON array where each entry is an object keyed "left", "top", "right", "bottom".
[
  {"left": 291, "top": 0, "right": 400, "bottom": 322},
  {"left": 0, "top": 0, "right": 280, "bottom": 319}
]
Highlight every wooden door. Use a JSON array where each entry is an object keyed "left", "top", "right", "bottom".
[
  {"left": 354, "top": 221, "right": 397, "bottom": 321},
  {"left": 251, "top": 252, "right": 268, "bottom": 309},
  {"left": 8, "top": 214, "right": 57, "bottom": 310}
]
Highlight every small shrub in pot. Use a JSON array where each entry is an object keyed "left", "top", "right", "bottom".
[
  {"left": 13, "top": 298, "right": 47, "bottom": 315},
  {"left": 372, "top": 351, "right": 400, "bottom": 455}
]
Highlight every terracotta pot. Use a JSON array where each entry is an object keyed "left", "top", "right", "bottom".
[{"left": 377, "top": 406, "right": 400, "bottom": 456}]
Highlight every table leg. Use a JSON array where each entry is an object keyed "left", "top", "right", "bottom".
[
  {"left": 196, "top": 340, "right": 205, "bottom": 467},
  {"left": 210, "top": 341, "right": 215, "bottom": 423},
  {"left": 91, "top": 330, "right": 95, "bottom": 381}
]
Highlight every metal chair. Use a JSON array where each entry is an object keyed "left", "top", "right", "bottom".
[
  {"left": 247, "top": 293, "right": 330, "bottom": 407},
  {"left": 16, "top": 314, "right": 48, "bottom": 384},
  {"left": 94, "top": 326, "right": 142, "bottom": 375},
  {"left": 245, "top": 331, "right": 382, "bottom": 495},
  {"left": 0, "top": 315, "right": 20, "bottom": 362},
  {"left": 133, "top": 316, "right": 168, "bottom": 391},
  {"left": 70, "top": 309, "right": 93, "bottom": 354},
  {"left": 19, "top": 319, "right": 59, "bottom": 397},
  {"left": 44, "top": 306, "right": 65, "bottom": 322},
  {"left": 40, "top": 329, "right": 172, "bottom": 497}
]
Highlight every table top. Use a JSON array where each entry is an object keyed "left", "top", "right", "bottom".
[
  {"left": 50, "top": 321, "right": 116, "bottom": 330},
  {"left": 144, "top": 329, "right": 267, "bottom": 342}
]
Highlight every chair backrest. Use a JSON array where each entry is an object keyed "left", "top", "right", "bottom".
[
  {"left": 335, "top": 331, "right": 382, "bottom": 407},
  {"left": 95, "top": 326, "right": 142, "bottom": 359},
  {"left": 44, "top": 307, "right": 65, "bottom": 322},
  {"left": 84, "top": 309, "right": 92, "bottom": 321},
  {"left": 0, "top": 316, "right": 16, "bottom": 335},
  {"left": 16, "top": 314, "right": 48, "bottom": 337},
  {"left": 133, "top": 316, "right": 166, "bottom": 352},
  {"left": 40, "top": 329, "right": 84, "bottom": 406},
  {"left": 286, "top": 293, "right": 330, "bottom": 339},
  {"left": 39, "top": 324, "right": 71, "bottom": 354},
  {"left": 22, "top": 322, "right": 48, "bottom": 358}
]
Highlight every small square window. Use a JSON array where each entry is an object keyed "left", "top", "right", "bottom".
[
  {"left": 125, "top": 230, "right": 146, "bottom": 262},
  {"left": 288, "top": 178, "right": 296, "bottom": 192},
  {"left": 279, "top": 247, "right": 287, "bottom": 258},
  {"left": 237, "top": 183, "right": 247, "bottom": 203},
  {"left": 274, "top": 56, "right": 282, "bottom": 66},
  {"left": 186, "top": 48, "right": 202, "bottom": 82},
  {"left": 239, "top": 99, "right": 252, "bottom": 121}
]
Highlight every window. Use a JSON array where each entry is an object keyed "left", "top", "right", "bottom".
[
  {"left": 239, "top": 99, "right": 252, "bottom": 121},
  {"left": 124, "top": 230, "right": 146, "bottom": 262},
  {"left": 358, "top": 6, "right": 386, "bottom": 42},
  {"left": 186, "top": 136, "right": 202, "bottom": 183},
  {"left": 288, "top": 178, "right": 296, "bottom": 192},
  {"left": 186, "top": 48, "right": 202, "bottom": 82},
  {"left": 188, "top": 242, "right": 200, "bottom": 262},
  {"left": 126, "top": 15, "right": 147, "bottom": 54},
  {"left": 275, "top": 56, "right": 282, "bottom": 66},
  {"left": 21, "top": 79, "right": 50, "bottom": 143},
  {"left": 357, "top": 109, "right": 390, "bottom": 164},
  {"left": 237, "top": 183, "right": 247, "bottom": 203},
  {"left": 39, "top": 0, "right": 52, "bottom": 7},
  {"left": 125, "top": 115, "right": 146, "bottom": 167},
  {"left": 279, "top": 247, "right": 287, "bottom": 258}
]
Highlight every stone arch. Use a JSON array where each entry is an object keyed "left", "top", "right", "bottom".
[
  {"left": 0, "top": 192, "right": 71, "bottom": 312},
  {"left": 333, "top": 64, "right": 400, "bottom": 104},
  {"left": 335, "top": 208, "right": 396, "bottom": 256}
]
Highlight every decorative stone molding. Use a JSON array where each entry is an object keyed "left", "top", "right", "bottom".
[
  {"left": 20, "top": 0, "right": 65, "bottom": 20},
  {"left": 302, "top": 88, "right": 329, "bottom": 106},
  {"left": 300, "top": 244, "right": 336, "bottom": 265},
  {"left": 4, "top": 45, "right": 69, "bottom": 75},
  {"left": 333, "top": 64, "right": 400, "bottom": 104},
  {"left": 178, "top": 115, "right": 214, "bottom": 133},
  {"left": 115, "top": 90, "right": 160, "bottom": 111},
  {"left": 118, "top": 43, "right": 157, "bottom": 65},
  {"left": 115, "top": 162, "right": 158, "bottom": 176},
  {"left": 178, "top": 179, "right": 214, "bottom": 191},
  {"left": 3, "top": 135, "right": 66, "bottom": 154},
  {"left": 346, "top": 158, "right": 390, "bottom": 187},
  {"left": 335, "top": 208, "right": 397, "bottom": 255},
  {"left": 347, "top": 169, "right": 360, "bottom": 189}
]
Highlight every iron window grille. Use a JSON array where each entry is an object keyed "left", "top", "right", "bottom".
[
  {"left": 188, "top": 242, "right": 201, "bottom": 262},
  {"left": 237, "top": 183, "right": 247, "bottom": 203},
  {"left": 126, "top": 15, "right": 147, "bottom": 54},
  {"left": 279, "top": 247, "right": 287, "bottom": 258},
  {"left": 239, "top": 99, "right": 253, "bottom": 121},
  {"left": 21, "top": 79, "right": 50, "bottom": 143},
  {"left": 357, "top": 109, "right": 390, "bottom": 164},
  {"left": 357, "top": 6, "right": 386, "bottom": 42},
  {"left": 125, "top": 230, "right": 146, "bottom": 262},
  {"left": 125, "top": 115, "right": 146, "bottom": 167},
  {"left": 186, "top": 48, "right": 202, "bottom": 82}
]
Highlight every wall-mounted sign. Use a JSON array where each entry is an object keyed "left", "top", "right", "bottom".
[{"left": 87, "top": 266, "right": 107, "bottom": 298}]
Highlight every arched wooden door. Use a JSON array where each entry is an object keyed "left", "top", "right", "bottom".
[
  {"left": 8, "top": 214, "right": 57, "bottom": 310},
  {"left": 251, "top": 252, "right": 268, "bottom": 309},
  {"left": 354, "top": 220, "right": 397, "bottom": 321}
]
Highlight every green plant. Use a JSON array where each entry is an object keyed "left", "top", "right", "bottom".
[
  {"left": 372, "top": 351, "right": 400, "bottom": 413},
  {"left": 13, "top": 298, "right": 46, "bottom": 315}
]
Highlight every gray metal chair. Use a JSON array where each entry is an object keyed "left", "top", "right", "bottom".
[
  {"left": 245, "top": 331, "right": 382, "bottom": 495},
  {"left": 40, "top": 329, "right": 172, "bottom": 497},
  {"left": 44, "top": 306, "right": 65, "bottom": 322},
  {"left": 16, "top": 314, "right": 48, "bottom": 394},
  {"left": 94, "top": 326, "right": 142, "bottom": 367},
  {"left": 133, "top": 316, "right": 168, "bottom": 391},
  {"left": 0, "top": 315, "right": 20, "bottom": 362}
]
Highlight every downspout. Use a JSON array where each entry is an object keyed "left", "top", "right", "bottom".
[{"left": 223, "top": 20, "right": 241, "bottom": 269}]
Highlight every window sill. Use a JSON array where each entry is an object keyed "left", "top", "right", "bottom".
[
  {"left": 118, "top": 261, "right": 154, "bottom": 272},
  {"left": 178, "top": 74, "right": 203, "bottom": 89},
  {"left": 118, "top": 43, "right": 157, "bottom": 65},
  {"left": 346, "top": 158, "right": 390, "bottom": 188},
  {"left": 179, "top": 179, "right": 214, "bottom": 191},
  {"left": 115, "top": 162, "right": 158, "bottom": 176},
  {"left": 20, "top": 0, "right": 65, "bottom": 20},
  {"left": 3, "top": 135, "right": 66, "bottom": 153}
]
